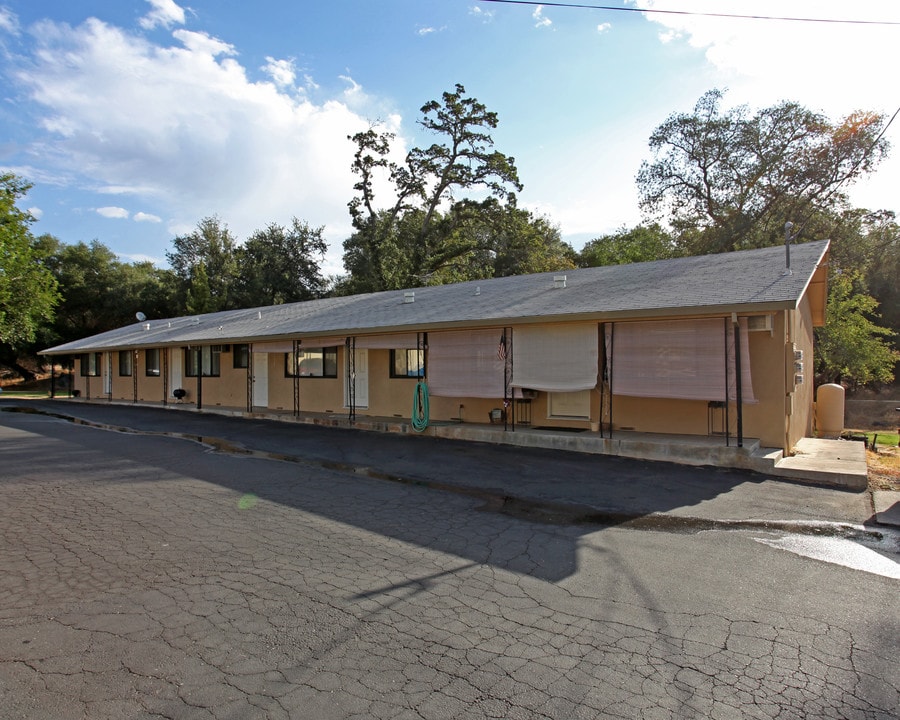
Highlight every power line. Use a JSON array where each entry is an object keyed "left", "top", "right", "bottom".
[{"left": 478, "top": 0, "right": 900, "bottom": 26}]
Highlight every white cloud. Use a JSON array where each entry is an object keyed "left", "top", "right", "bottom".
[
  {"left": 263, "top": 57, "right": 296, "bottom": 88},
  {"left": 140, "top": 0, "right": 186, "bottom": 30},
  {"left": 27, "top": 206, "right": 43, "bottom": 219},
  {"left": 417, "top": 26, "right": 437, "bottom": 36},
  {"left": 597, "top": 23, "right": 612, "bottom": 34},
  {"left": 97, "top": 206, "right": 129, "bottom": 219},
  {"left": 0, "top": 7, "right": 20, "bottom": 35},
  {"left": 120, "top": 252, "right": 165, "bottom": 264},
  {"left": 14, "top": 17, "right": 383, "bottom": 273},
  {"left": 134, "top": 211, "right": 162, "bottom": 223},
  {"left": 171, "top": 29, "right": 234, "bottom": 57},
  {"left": 469, "top": 6, "right": 494, "bottom": 22},
  {"left": 632, "top": 1, "right": 900, "bottom": 114},
  {"left": 533, "top": 6, "right": 552, "bottom": 29}
]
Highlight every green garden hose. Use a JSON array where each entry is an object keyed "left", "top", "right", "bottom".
[{"left": 412, "top": 381, "right": 429, "bottom": 432}]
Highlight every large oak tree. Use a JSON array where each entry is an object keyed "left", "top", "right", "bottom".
[{"left": 636, "top": 89, "right": 889, "bottom": 255}]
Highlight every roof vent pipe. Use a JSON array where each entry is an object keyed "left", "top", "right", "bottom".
[
  {"left": 553, "top": 275, "right": 567, "bottom": 289},
  {"left": 783, "top": 221, "right": 795, "bottom": 276}
]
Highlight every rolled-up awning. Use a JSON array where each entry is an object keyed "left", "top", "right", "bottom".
[{"left": 511, "top": 323, "right": 599, "bottom": 392}]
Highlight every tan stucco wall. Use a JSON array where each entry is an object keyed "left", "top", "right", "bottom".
[
  {"left": 787, "top": 298, "right": 816, "bottom": 451},
  {"left": 740, "top": 312, "right": 788, "bottom": 449},
  {"left": 65, "top": 308, "right": 817, "bottom": 453},
  {"left": 606, "top": 314, "right": 801, "bottom": 451}
]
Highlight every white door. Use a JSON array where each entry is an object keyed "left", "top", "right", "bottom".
[
  {"left": 103, "top": 352, "right": 112, "bottom": 395},
  {"left": 346, "top": 348, "right": 368, "bottom": 409},
  {"left": 169, "top": 347, "right": 183, "bottom": 397},
  {"left": 252, "top": 353, "right": 268, "bottom": 407}
]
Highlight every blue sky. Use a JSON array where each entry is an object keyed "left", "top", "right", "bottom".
[{"left": 1, "top": 0, "right": 898, "bottom": 275}]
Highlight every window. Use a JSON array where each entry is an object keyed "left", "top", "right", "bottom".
[
  {"left": 390, "top": 349, "right": 425, "bottom": 378},
  {"left": 185, "top": 345, "right": 222, "bottom": 377},
  {"left": 548, "top": 390, "right": 591, "bottom": 419},
  {"left": 233, "top": 343, "right": 250, "bottom": 369},
  {"left": 80, "top": 352, "right": 102, "bottom": 377},
  {"left": 145, "top": 348, "right": 161, "bottom": 377},
  {"left": 119, "top": 350, "right": 133, "bottom": 376},
  {"left": 286, "top": 347, "right": 338, "bottom": 378}
]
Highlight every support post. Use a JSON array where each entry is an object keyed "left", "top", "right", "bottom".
[
  {"left": 247, "top": 344, "right": 253, "bottom": 413},
  {"left": 733, "top": 316, "right": 743, "bottom": 448},
  {"left": 347, "top": 337, "right": 356, "bottom": 423},
  {"left": 292, "top": 340, "right": 300, "bottom": 417},
  {"left": 609, "top": 323, "right": 615, "bottom": 439},
  {"left": 196, "top": 349, "right": 203, "bottom": 411}
]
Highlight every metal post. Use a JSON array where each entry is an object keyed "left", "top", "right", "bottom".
[
  {"left": 724, "top": 318, "right": 730, "bottom": 447},
  {"left": 733, "top": 318, "right": 744, "bottom": 447},
  {"left": 247, "top": 344, "right": 253, "bottom": 413},
  {"left": 346, "top": 337, "right": 356, "bottom": 423},
  {"left": 133, "top": 350, "right": 138, "bottom": 403},
  {"left": 609, "top": 324, "right": 615, "bottom": 439},
  {"left": 599, "top": 323, "right": 606, "bottom": 439},
  {"left": 503, "top": 328, "right": 510, "bottom": 432},
  {"left": 196, "top": 348, "right": 203, "bottom": 411},
  {"left": 293, "top": 340, "right": 300, "bottom": 417},
  {"left": 162, "top": 348, "right": 169, "bottom": 405}
]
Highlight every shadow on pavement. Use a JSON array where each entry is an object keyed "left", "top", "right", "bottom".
[{"left": 2, "top": 399, "right": 771, "bottom": 583}]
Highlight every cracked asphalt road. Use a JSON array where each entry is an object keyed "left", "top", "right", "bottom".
[{"left": 1, "top": 410, "right": 897, "bottom": 719}]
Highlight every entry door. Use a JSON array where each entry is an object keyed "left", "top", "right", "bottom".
[
  {"left": 169, "top": 347, "right": 183, "bottom": 397},
  {"left": 103, "top": 352, "right": 112, "bottom": 395},
  {"left": 346, "top": 349, "right": 369, "bottom": 409},
  {"left": 252, "top": 353, "right": 268, "bottom": 407}
]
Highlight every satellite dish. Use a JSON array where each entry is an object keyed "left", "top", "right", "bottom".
[{"left": 135, "top": 312, "right": 147, "bottom": 322}]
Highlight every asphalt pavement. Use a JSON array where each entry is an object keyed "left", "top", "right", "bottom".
[{"left": 1, "top": 398, "right": 885, "bottom": 535}]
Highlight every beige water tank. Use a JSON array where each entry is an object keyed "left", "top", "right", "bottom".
[{"left": 816, "top": 383, "right": 845, "bottom": 438}]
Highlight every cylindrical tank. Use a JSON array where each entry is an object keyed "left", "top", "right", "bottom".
[{"left": 816, "top": 383, "right": 845, "bottom": 438}]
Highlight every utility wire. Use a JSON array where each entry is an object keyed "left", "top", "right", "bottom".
[{"left": 478, "top": 0, "right": 900, "bottom": 26}]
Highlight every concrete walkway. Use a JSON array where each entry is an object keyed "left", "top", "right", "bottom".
[
  {"left": 214, "top": 402, "right": 869, "bottom": 490},
  {"left": 2, "top": 398, "right": 889, "bottom": 533}
]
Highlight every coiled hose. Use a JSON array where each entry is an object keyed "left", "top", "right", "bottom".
[{"left": 412, "top": 381, "right": 429, "bottom": 432}]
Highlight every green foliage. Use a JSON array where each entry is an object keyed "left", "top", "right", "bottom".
[
  {"left": 41, "top": 237, "right": 179, "bottom": 346},
  {"left": 185, "top": 262, "right": 213, "bottom": 315},
  {"left": 344, "top": 84, "right": 523, "bottom": 291},
  {"left": 340, "top": 201, "right": 575, "bottom": 294},
  {"left": 166, "top": 216, "right": 238, "bottom": 312},
  {"left": 815, "top": 272, "right": 899, "bottom": 387},
  {"left": 637, "top": 89, "right": 889, "bottom": 255},
  {"left": 578, "top": 224, "right": 674, "bottom": 267},
  {"left": 0, "top": 174, "right": 59, "bottom": 347},
  {"left": 234, "top": 219, "right": 327, "bottom": 306}
]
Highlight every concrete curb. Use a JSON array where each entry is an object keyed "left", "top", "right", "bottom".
[{"left": 5, "top": 404, "right": 889, "bottom": 538}]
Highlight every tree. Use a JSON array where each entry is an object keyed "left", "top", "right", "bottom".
[
  {"left": 234, "top": 219, "right": 327, "bottom": 306},
  {"left": 344, "top": 84, "right": 523, "bottom": 291},
  {"left": 814, "top": 272, "right": 898, "bottom": 387},
  {"left": 0, "top": 174, "right": 59, "bottom": 347},
  {"left": 637, "top": 89, "right": 889, "bottom": 255},
  {"left": 166, "top": 216, "right": 238, "bottom": 312},
  {"left": 578, "top": 224, "right": 674, "bottom": 267},
  {"left": 42, "top": 238, "right": 179, "bottom": 346},
  {"left": 438, "top": 200, "right": 576, "bottom": 281}
]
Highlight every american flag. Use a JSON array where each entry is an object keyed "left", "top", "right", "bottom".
[{"left": 497, "top": 333, "right": 507, "bottom": 360}]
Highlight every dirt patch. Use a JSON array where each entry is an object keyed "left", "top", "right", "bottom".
[{"left": 867, "top": 445, "right": 900, "bottom": 492}]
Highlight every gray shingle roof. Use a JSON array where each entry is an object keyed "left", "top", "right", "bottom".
[{"left": 42, "top": 240, "right": 829, "bottom": 354}]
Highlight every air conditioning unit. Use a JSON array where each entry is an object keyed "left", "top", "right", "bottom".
[{"left": 747, "top": 315, "right": 773, "bottom": 332}]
